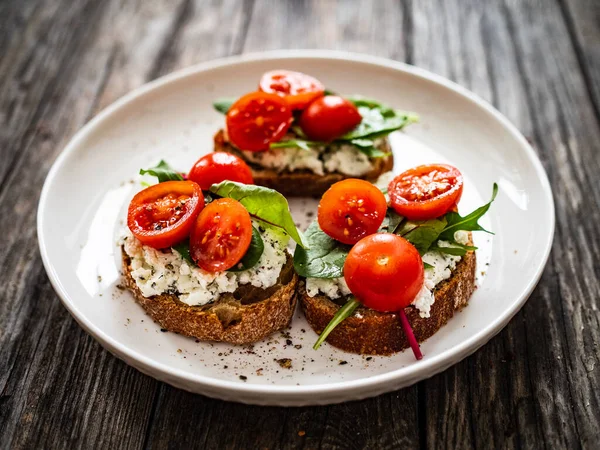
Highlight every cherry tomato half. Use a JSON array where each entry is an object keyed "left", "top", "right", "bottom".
[
  {"left": 318, "top": 179, "right": 387, "bottom": 245},
  {"left": 188, "top": 153, "right": 254, "bottom": 190},
  {"left": 388, "top": 164, "right": 464, "bottom": 220},
  {"left": 189, "top": 198, "right": 253, "bottom": 272},
  {"left": 344, "top": 234, "right": 424, "bottom": 312},
  {"left": 259, "top": 70, "right": 325, "bottom": 110},
  {"left": 299, "top": 96, "right": 362, "bottom": 142},
  {"left": 226, "top": 91, "right": 293, "bottom": 152},
  {"left": 127, "top": 181, "right": 204, "bottom": 249}
]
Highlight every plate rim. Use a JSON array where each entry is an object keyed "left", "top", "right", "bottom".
[{"left": 37, "top": 49, "right": 555, "bottom": 400}]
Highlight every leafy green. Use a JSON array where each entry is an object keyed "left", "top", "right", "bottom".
[
  {"left": 379, "top": 209, "right": 404, "bottom": 233},
  {"left": 430, "top": 242, "right": 478, "bottom": 257},
  {"left": 209, "top": 181, "right": 307, "bottom": 248},
  {"left": 396, "top": 217, "right": 448, "bottom": 255},
  {"left": 270, "top": 139, "right": 317, "bottom": 151},
  {"left": 293, "top": 222, "right": 351, "bottom": 278},
  {"left": 213, "top": 98, "right": 235, "bottom": 114},
  {"left": 313, "top": 297, "right": 360, "bottom": 350},
  {"left": 347, "top": 138, "right": 391, "bottom": 158},
  {"left": 140, "top": 160, "right": 184, "bottom": 183},
  {"left": 439, "top": 183, "right": 498, "bottom": 240},
  {"left": 172, "top": 241, "right": 193, "bottom": 264},
  {"left": 171, "top": 227, "right": 265, "bottom": 272},
  {"left": 339, "top": 102, "right": 418, "bottom": 141},
  {"left": 227, "top": 226, "right": 264, "bottom": 272}
]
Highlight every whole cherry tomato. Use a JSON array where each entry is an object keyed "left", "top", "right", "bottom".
[
  {"left": 189, "top": 198, "right": 253, "bottom": 272},
  {"left": 127, "top": 181, "right": 204, "bottom": 249},
  {"left": 188, "top": 153, "right": 253, "bottom": 190},
  {"left": 299, "top": 96, "right": 362, "bottom": 141},
  {"left": 259, "top": 70, "right": 325, "bottom": 110},
  {"left": 318, "top": 179, "right": 387, "bottom": 245},
  {"left": 388, "top": 164, "right": 464, "bottom": 220},
  {"left": 344, "top": 233, "right": 424, "bottom": 312},
  {"left": 226, "top": 91, "right": 293, "bottom": 152}
]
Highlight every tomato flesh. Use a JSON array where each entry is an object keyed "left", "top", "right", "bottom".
[
  {"left": 190, "top": 198, "right": 253, "bottom": 272},
  {"left": 259, "top": 70, "right": 325, "bottom": 109},
  {"left": 188, "top": 153, "right": 254, "bottom": 190},
  {"left": 344, "top": 234, "right": 424, "bottom": 312},
  {"left": 299, "top": 96, "right": 362, "bottom": 142},
  {"left": 389, "top": 164, "right": 464, "bottom": 220},
  {"left": 226, "top": 91, "right": 293, "bottom": 152},
  {"left": 127, "top": 181, "right": 204, "bottom": 249},
  {"left": 318, "top": 179, "right": 387, "bottom": 245}
]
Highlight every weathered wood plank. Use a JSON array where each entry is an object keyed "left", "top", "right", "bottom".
[
  {"left": 561, "top": 0, "right": 600, "bottom": 121},
  {"left": 0, "top": 0, "right": 201, "bottom": 448}
]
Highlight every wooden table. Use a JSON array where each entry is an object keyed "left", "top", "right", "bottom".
[{"left": 1, "top": 0, "right": 599, "bottom": 448}]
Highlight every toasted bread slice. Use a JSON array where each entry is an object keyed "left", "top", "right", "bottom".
[
  {"left": 299, "top": 241, "right": 477, "bottom": 355},
  {"left": 213, "top": 130, "right": 394, "bottom": 197},
  {"left": 122, "top": 249, "right": 298, "bottom": 344}
]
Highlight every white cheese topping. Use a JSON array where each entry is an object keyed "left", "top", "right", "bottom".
[
  {"left": 123, "top": 224, "right": 289, "bottom": 307},
  {"left": 240, "top": 139, "right": 385, "bottom": 177},
  {"left": 305, "top": 231, "right": 470, "bottom": 318}
]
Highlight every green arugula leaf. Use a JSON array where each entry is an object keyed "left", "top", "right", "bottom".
[
  {"left": 140, "top": 160, "right": 184, "bottom": 183},
  {"left": 172, "top": 241, "right": 194, "bottom": 264},
  {"left": 430, "top": 242, "right": 478, "bottom": 257},
  {"left": 339, "top": 103, "right": 418, "bottom": 141},
  {"left": 439, "top": 183, "right": 498, "bottom": 240},
  {"left": 227, "top": 226, "right": 264, "bottom": 272},
  {"left": 313, "top": 297, "right": 360, "bottom": 350},
  {"left": 293, "top": 221, "right": 351, "bottom": 278},
  {"left": 396, "top": 217, "right": 448, "bottom": 255},
  {"left": 348, "top": 138, "right": 391, "bottom": 158},
  {"left": 423, "top": 262, "right": 434, "bottom": 269},
  {"left": 379, "top": 209, "right": 404, "bottom": 233},
  {"left": 209, "top": 181, "right": 308, "bottom": 248},
  {"left": 213, "top": 98, "right": 235, "bottom": 114},
  {"left": 270, "top": 139, "right": 318, "bottom": 151}
]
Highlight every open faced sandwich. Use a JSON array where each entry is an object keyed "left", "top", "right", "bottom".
[
  {"left": 122, "top": 158, "right": 306, "bottom": 344},
  {"left": 212, "top": 70, "right": 418, "bottom": 196},
  {"left": 294, "top": 165, "right": 497, "bottom": 356}
]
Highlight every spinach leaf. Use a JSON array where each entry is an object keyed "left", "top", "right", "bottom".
[
  {"left": 439, "top": 183, "right": 498, "bottom": 240},
  {"left": 139, "top": 160, "right": 184, "bottom": 183},
  {"left": 339, "top": 104, "right": 418, "bottom": 141},
  {"left": 270, "top": 139, "right": 318, "bottom": 151},
  {"left": 430, "top": 242, "right": 478, "bottom": 257},
  {"left": 379, "top": 209, "right": 404, "bottom": 233},
  {"left": 293, "top": 221, "right": 351, "bottom": 278},
  {"left": 171, "top": 227, "right": 265, "bottom": 272},
  {"left": 172, "top": 241, "right": 194, "bottom": 264},
  {"left": 347, "top": 138, "right": 391, "bottom": 158},
  {"left": 209, "top": 181, "right": 308, "bottom": 248},
  {"left": 213, "top": 98, "right": 235, "bottom": 114},
  {"left": 396, "top": 217, "right": 448, "bottom": 255},
  {"left": 227, "top": 226, "right": 264, "bottom": 272}
]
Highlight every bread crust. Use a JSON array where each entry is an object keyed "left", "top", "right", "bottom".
[
  {"left": 299, "top": 242, "right": 477, "bottom": 355},
  {"left": 122, "top": 249, "right": 298, "bottom": 344},
  {"left": 213, "top": 130, "right": 394, "bottom": 197}
]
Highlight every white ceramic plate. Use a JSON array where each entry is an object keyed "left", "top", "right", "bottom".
[{"left": 38, "top": 51, "right": 554, "bottom": 406}]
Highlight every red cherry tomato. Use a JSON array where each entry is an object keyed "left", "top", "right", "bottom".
[
  {"left": 188, "top": 153, "right": 254, "bottom": 190},
  {"left": 344, "top": 234, "right": 424, "bottom": 312},
  {"left": 189, "top": 198, "right": 253, "bottom": 272},
  {"left": 388, "top": 164, "right": 464, "bottom": 220},
  {"left": 259, "top": 70, "right": 325, "bottom": 110},
  {"left": 127, "top": 181, "right": 204, "bottom": 249},
  {"left": 318, "top": 179, "right": 387, "bottom": 245},
  {"left": 299, "top": 96, "right": 362, "bottom": 142},
  {"left": 226, "top": 91, "right": 293, "bottom": 152}
]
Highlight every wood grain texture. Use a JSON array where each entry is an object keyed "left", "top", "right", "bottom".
[{"left": 0, "top": 0, "right": 599, "bottom": 449}]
